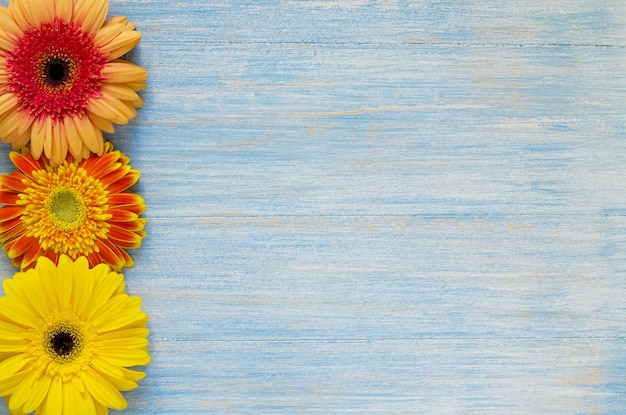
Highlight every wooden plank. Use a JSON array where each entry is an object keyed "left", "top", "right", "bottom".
[
  {"left": 119, "top": 0, "right": 626, "bottom": 46},
  {"left": 0, "top": 0, "right": 625, "bottom": 414},
  {"left": 123, "top": 43, "right": 626, "bottom": 217},
  {"left": 130, "top": 338, "right": 626, "bottom": 414}
]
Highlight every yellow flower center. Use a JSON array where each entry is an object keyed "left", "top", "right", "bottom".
[
  {"left": 26, "top": 310, "right": 96, "bottom": 380},
  {"left": 18, "top": 162, "right": 112, "bottom": 257},
  {"left": 47, "top": 188, "right": 86, "bottom": 230}
]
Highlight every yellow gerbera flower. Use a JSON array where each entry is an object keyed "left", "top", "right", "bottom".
[
  {"left": 0, "top": 141, "right": 146, "bottom": 271},
  {"left": 0, "top": 255, "right": 150, "bottom": 415},
  {"left": 0, "top": 0, "right": 147, "bottom": 165}
]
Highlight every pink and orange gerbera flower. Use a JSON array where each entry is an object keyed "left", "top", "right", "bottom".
[
  {"left": 0, "top": 0, "right": 147, "bottom": 165},
  {"left": 0, "top": 141, "right": 146, "bottom": 271}
]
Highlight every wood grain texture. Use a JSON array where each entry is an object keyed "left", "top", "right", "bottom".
[{"left": 1, "top": 0, "right": 625, "bottom": 413}]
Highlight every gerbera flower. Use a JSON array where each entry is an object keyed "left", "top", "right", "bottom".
[
  {"left": 0, "top": 255, "right": 150, "bottom": 415},
  {"left": 0, "top": 0, "right": 147, "bottom": 165},
  {"left": 0, "top": 141, "right": 146, "bottom": 271}
]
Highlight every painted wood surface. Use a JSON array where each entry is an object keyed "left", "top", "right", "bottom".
[{"left": 1, "top": 0, "right": 626, "bottom": 413}]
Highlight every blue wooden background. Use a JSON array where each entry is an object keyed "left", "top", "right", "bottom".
[{"left": 1, "top": 0, "right": 626, "bottom": 413}]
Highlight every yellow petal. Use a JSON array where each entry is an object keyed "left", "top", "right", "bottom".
[
  {"left": 0, "top": 368, "right": 29, "bottom": 396},
  {"left": 102, "top": 15, "right": 128, "bottom": 28},
  {"left": 42, "top": 121, "right": 54, "bottom": 160},
  {"left": 93, "top": 22, "right": 126, "bottom": 48},
  {"left": 73, "top": 0, "right": 107, "bottom": 33},
  {"left": 29, "top": 0, "right": 55, "bottom": 23},
  {"left": 49, "top": 121, "right": 67, "bottom": 166},
  {"left": 29, "top": 117, "right": 46, "bottom": 159},
  {"left": 80, "top": 142, "right": 91, "bottom": 160},
  {"left": 101, "top": 62, "right": 148, "bottom": 83},
  {"left": 7, "top": 368, "right": 37, "bottom": 411},
  {"left": 90, "top": 357, "right": 124, "bottom": 379},
  {"left": 15, "top": 111, "right": 33, "bottom": 136},
  {"left": 0, "top": 297, "right": 37, "bottom": 327},
  {"left": 125, "top": 81, "right": 147, "bottom": 92},
  {"left": 24, "top": 0, "right": 48, "bottom": 26},
  {"left": 71, "top": 261, "right": 95, "bottom": 317},
  {"left": 20, "top": 374, "right": 51, "bottom": 414},
  {"left": 87, "top": 113, "right": 115, "bottom": 134},
  {"left": 9, "top": 130, "right": 29, "bottom": 150},
  {"left": 0, "top": 93, "right": 18, "bottom": 116},
  {"left": 62, "top": 379, "right": 76, "bottom": 415},
  {"left": 0, "top": 8, "right": 22, "bottom": 38},
  {"left": 44, "top": 376, "right": 63, "bottom": 415},
  {"left": 102, "top": 83, "right": 140, "bottom": 102},
  {"left": 54, "top": 0, "right": 73, "bottom": 22},
  {"left": 7, "top": 0, "right": 30, "bottom": 33},
  {"left": 63, "top": 116, "right": 83, "bottom": 158},
  {"left": 81, "top": 272, "right": 124, "bottom": 319},
  {"left": 86, "top": 97, "right": 127, "bottom": 124},
  {"left": 0, "top": 354, "right": 28, "bottom": 382},
  {"left": 56, "top": 254, "right": 73, "bottom": 307},
  {"left": 75, "top": 116, "right": 104, "bottom": 155},
  {"left": 101, "top": 30, "right": 141, "bottom": 60},
  {"left": 102, "top": 95, "right": 135, "bottom": 121},
  {"left": 81, "top": 369, "right": 126, "bottom": 410},
  {"left": 0, "top": 28, "right": 16, "bottom": 51},
  {"left": 0, "top": 108, "right": 23, "bottom": 137},
  {"left": 95, "top": 347, "right": 150, "bottom": 367}
]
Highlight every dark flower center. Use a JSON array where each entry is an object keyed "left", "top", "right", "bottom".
[
  {"left": 44, "top": 58, "right": 70, "bottom": 87},
  {"left": 51, "top": 331, "right": 75, "bottom": 356},
  {"left": 45, "top": 323, "right": 83, "bottom": 362}
]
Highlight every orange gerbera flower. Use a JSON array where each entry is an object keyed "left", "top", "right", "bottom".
[
  {"left": 0, "top": 141, "right": 146, "bottom": 271},
  {"left": 0, "top": 0, "right": 147, "bottom": 165}
]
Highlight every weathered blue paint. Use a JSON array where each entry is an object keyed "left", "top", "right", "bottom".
[{"left": 0, "top": 0, "right": 625, "bottom": 413}]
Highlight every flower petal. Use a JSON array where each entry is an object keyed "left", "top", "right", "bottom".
[
  {"left": 20, "top": 373, "right": 51, "bottom": 414},
  {"left": 54, "top": 0, "right": 73, "bottom": 22},
  {"left": 101, "top": 30, "right": 141, "bottom": 60},
  {"left": 82, "top": 369, "right": 126, "bottom": 410},
  {"left": 101, "top": 62, "right": 148, "bottom": 83},
  {"left": 73, "top": 0, "right": 108, "bottom": 33}
]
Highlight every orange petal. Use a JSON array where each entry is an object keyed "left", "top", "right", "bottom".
[
  {"left": 6, "top": 234, "right": 34, "bottom": 259},
  {"left": 0, "top": 217, "right": 25, "bottom": 241},
  {"left": 106, "top": 209, "right": 138, "bottom": 223},
  {"left": 0, "top": 173, "right": 26, "bottom": 192},
  {"left": 0, "top": 190, "right": 19, "bottom": 205},
  {"left": 21, "top": 242, "right": 43, "bottom": 269},
  {"left": 95, "top": 239, "right": 125, "bottom": 270},
  {"left": 82, "top": 150, "right": 120, "bottom": 176},
  {"left": 105, "top": 171, "right": 140, "bottom": 194},
  {"left": 107, "top": 225, "right": 143, "bottom": 248},
  {"left": 99, "top": 165, "right": 132, "bottom": 187},
  {"left": 0, "top": 206, "right": 23, "bottom": 222},
  {"left": 9, "top": 152, "right": 41, "bottom": 178}
]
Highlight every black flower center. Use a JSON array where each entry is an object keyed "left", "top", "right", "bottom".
[
  {"left": 44, "top": 58, "right": 70, "bottom": 87},
  {"left": 45, "top": 323, "right": 83, "bottom": 362}
]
